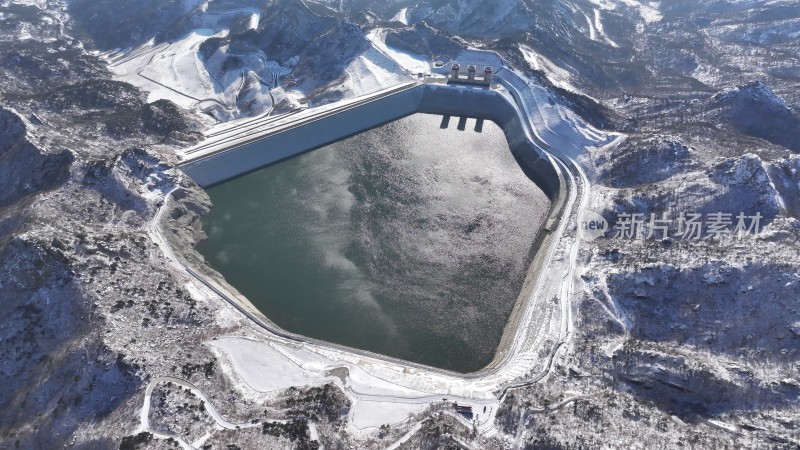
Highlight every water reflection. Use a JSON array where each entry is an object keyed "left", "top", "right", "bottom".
[{"left": 198, "top": 113, "right": 550, "bottom": 372}]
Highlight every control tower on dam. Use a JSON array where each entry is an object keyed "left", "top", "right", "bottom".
[{"left": 179, "top": 81, "right": 562, "bottom": 202}]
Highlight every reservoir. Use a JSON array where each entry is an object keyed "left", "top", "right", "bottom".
[{"left": 197, "top": 113, "right": 551, "bottom": 373}]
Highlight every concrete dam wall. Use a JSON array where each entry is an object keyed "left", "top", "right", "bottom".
[
  {"left": 417, "top": 85, "right": 561, "bottom": 200},
  {"left": 180, "top": 83, "right": 562, "bottom": 200}
]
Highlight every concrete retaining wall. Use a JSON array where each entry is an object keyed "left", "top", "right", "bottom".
[
  {"left": 417, "top": 85, "right": 560, "bottom": 200},
  {"left": 181, "top": 86, "right": 423, "bottom": 187},
  {"left": 181, "top": 83, "right": 561, "bottom": 200}
]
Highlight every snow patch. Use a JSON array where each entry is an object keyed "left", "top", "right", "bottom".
[
  {"left": 587, "top": 0, "right": 661, "bottom": 25},
  {"left": 594, "top": 9, "right": 620, "bottom": 47},
  {"left": 108, "top": 29, "right": 226, "bottom": 109},
  {"left": 618, "top": 0, "right": 662, "bottom": 24},
  {"left": 366, "top": 29, "right": 430, "bottom": 74},
  {"left": 342, "top": 47, "right": 409, "bottom": 97},
  {"left": 9, "top": 0, "right": 47, "bottom": 9},
  {"left": 351, "top": 401, "right": 426, "bottom": 429},
  {"left": 209, "top": 338, "right": 329, "bottom": 392},
  {"left": 499, "top": 67, "right": 621, "bottom": 160},
  {"left": 586, "top": 0, "right": 619, "bottom": 10},
  {"left": 108, "top": 25, "right": 287, "bottom": 120},
  {"left": 518, "top": 44, "right": 593, "bottom": 100},
  {"left": 391, "top": 7, "right": 409, "bottom": 25},
  {"left": 583, "top": 12, "right": 597, "bottom": 41},
  {"left": 17, "top": 22, "right": 33, "bottom": 41}
]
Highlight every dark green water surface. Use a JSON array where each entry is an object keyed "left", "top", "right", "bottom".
[{"left": 197, "top": 113, "right": 550, "bottom": 372}]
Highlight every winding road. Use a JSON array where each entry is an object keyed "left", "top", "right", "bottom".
[{"left": 138, "top": 376, "right": 289, "bottom": 449}]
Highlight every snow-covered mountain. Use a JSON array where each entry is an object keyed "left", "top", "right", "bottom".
[{"left": 1, "top": 0, "right": 799, "bottom": 448}]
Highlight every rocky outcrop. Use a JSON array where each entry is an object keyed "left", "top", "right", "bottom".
[
  {"left": 198, "top": 1, "right": 369, "bottom": 93},
  {"left": 384, "top": 23, "right": 463, "bottom": 60},
  {"left": 68, "top": 0, "right": 201, "bottom": 50},
  {"left": 596, "top": 135, "right": 695, "bottom": 188},
  {"left": 0, "top": 235, "right": 143, "bottom": 448},
  {"left": 613, "top": 341, "right": 794, "bottom": 420},
  {"left": 711, "top": 81, "right": 800, "bottom": 152},
  {"left": 608, "top": 261, "right": 800, "bottom": 362},
  {"left": 42, "top": 80, "right": 202, "bottom": 139},
  {"left": 0, "top": 108, "right": 74, "bottom": 208},
  {"left": 44, "top": 79, "right": 144, "bottom": 111},
  {"left": 706, "top": 153, "right": 781, "bottom": 221},
  {"left": 768, "top": 155, "right": 800, "bottom": 220},
  {"left": 82, "top": 147, "right": 179, "bottom": 217}
]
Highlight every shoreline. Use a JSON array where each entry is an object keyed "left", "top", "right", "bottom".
[{"left": 155, "top": 76, "right": 583, "bottom": 394}]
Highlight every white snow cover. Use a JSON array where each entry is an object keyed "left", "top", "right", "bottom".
[
  {"left": 522, "top": 82, "right": 617, "bottom": 160},
  {"left": 106, "top": 17, "right": 287, "bottom": 119},
  {"left": 106, "top": 22, "right": 424, "bottom": 118},
  {"left": 593, "top": 9, "right": 620, "bottom": 47},
  {"left": 518, "top": 44, "right": 596, "bottom": 101},
  {"left": 390, "top": 7, "right": 409, "bottom": 25},
  {"left": 210, "top": 337, "right": 441, "bottom": 431},
  {"left": 587, "top": 0, "right": 662, "bottom": 25},
  {"left": 366, "top": 29, "right": 430, "bottom": 75},
  {"left": 209, "top": 338, "right": 329, "bottom": 392},
  {"left": 9, "top": 0, "right": 47, "bottom": 9},
  {"left": 108, "top": 29, "right": 227, "bottom": 109},
  {"left": 195, "top": 7, "right": 261, "bottom": 30},
  {"left": 351, "top": 401, "right": 426, "bottom": 429},
  {"left": 341, "top": 47, "right": 409, "bottom": 97},
  {"left": 494, "top": 63, "right": 622, "bottom": 165}
]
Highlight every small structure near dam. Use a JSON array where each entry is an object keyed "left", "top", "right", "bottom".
[{"left": 448, "top": 63, "right": 493, "bottom": 87}]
